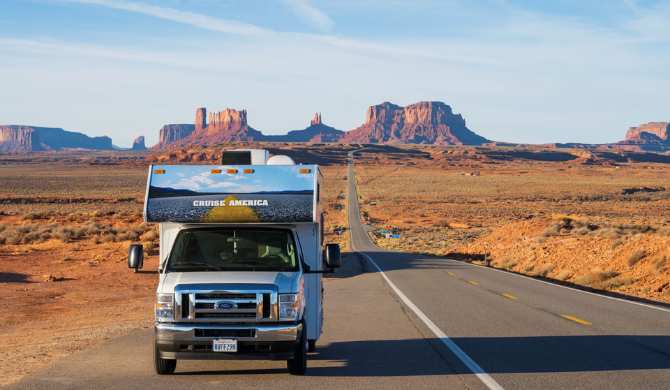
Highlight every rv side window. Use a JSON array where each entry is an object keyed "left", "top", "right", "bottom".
[{"left": 166, "top": 228, "right": 299, "bottom": 272}]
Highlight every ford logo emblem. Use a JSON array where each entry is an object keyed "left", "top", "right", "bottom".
[{"left": 215, "top": 301, "right": 237, "bottom": 311}]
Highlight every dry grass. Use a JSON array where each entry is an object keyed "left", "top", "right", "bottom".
[
  {"left": 627, "top": 248, "right": 646, "bottom": 267},
  {"left": 533, "top": 263, "right": 556, "bottom": 277}
]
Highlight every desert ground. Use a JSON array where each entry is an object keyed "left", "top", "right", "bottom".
[{"left": 2, "top": 142, "right": 670, "bottom": 385}]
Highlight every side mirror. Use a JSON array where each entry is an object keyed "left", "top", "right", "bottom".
[
  {"left": 323, "top": 244, "right": 341, "bottom": 269},
  {"left": 128, "top": 244, "right": 143, "bottom": 273}
]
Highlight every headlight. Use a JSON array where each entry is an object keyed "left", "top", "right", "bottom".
[
  {"left": 155, "top": 293, "right": 174, "bottom": 322},
  {"left": 279, "top": 292, "right": 304, "bottom": 321}
]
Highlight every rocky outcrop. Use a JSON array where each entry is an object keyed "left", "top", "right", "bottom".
[
  {"left": 132, "top": 136, "right": 147, "bottom": 150},
  {"left": 340, "top": 101, "right": 489, "bottom": 145},
  {"left": 624, "top": 122, "right": 670, "bottom": 143},
  {"left": 153, "top": 103, "right": 490, "bottom": 148},
  {"left": 195, "top": 108, "right": 207, "bottom": 132},
  {"left": 0, "top": 125, "right": 113, "bottom": 151},
  {"left": 155, "top": 124, "right": 196, "bottom": 148}
]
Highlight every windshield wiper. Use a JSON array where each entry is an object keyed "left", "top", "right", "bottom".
[
  {"left": 230, "top": 260, "right": 287, "bottom": 271},
  {"left": 173, "top": 261, "right": 222, "bottom": 271}
]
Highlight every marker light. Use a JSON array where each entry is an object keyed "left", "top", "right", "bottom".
[
  {"left": 227, "top": 169, "right": 238, "bottom": 174},
  {"left": 300, "top": 169, "right": 311, "bottom": 173},
  {"left": 243, "top": 169, "right": 254, "bottom": 174},
  {"left": 154, "top": 169, "right": 165, "bottom": 174},
  {"left": 211, "top": 169, "right": 221, "bottom": 174}
]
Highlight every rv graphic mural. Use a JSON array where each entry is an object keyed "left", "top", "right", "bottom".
[{"left": 144, "top": 165, "right": 317, "bottom": 223}]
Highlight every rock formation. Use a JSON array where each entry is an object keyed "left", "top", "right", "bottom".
[
  {"left": 311, "top": 113, "right": 322, "bottom": 125},
  {"left": 624, "top": 122, "right": 670, "bottom": 143},
  {"left": 132, "top": 136, "right": 147, "bottom": 150},
  {"left": 155, "top": 124, "right": 196, "bottom": 148},
  {"left": 0, "top": 125, "right": 113, "bottom": 151},
  {"left": 340, "top": 101, "right": 489, "bottom": 145},
  {"left": 195, "top": 108, "right": 207, "bottom": 132}
]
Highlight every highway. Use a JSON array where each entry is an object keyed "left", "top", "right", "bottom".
[
  {"left": 346, "top": 150, "right": 670, "bottom": 389},
  {"left": 6, "top": 153, "right": 670, "bottom": 389}
]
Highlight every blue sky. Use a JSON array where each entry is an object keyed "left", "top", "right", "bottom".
[
  {"left": 1, "top": 0, "right": 668, "bottom": 147},
  {"left": 150, "top": 165, "right": 314, "bottom": 193}
]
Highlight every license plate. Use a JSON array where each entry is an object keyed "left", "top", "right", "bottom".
[{"left": 213, "top": 339, "right": 237, "bottom": 352}]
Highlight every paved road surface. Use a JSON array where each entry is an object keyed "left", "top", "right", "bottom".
[
  {"left": 6, "top": 153, "right": 670, "bottom": 389},
  {"left": 346, "top": 150, "right": 670, "bottom": 389}
]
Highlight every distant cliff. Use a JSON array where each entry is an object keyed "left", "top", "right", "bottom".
[
  {"left": 153, "top": 102, "right": 488, "bottom": 149},
  {"left": 0, "top": 125, "right": 113, "bottom": 151},
  {"left": 341, "top": 101, "right": 488, "bottom": 145}
]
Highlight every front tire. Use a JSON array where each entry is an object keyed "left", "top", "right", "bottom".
[
  {"left": 154, "top": 341, "right": 177, "bottom": 375},
  {"left": 307, "top": 340, "right": 316, "bottom": 353},
  {"left": 287, "top": 326, "right": 307, "bottom": 375}
]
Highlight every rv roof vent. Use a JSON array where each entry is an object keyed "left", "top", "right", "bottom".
[
  {"left": 222, "top": 149, "right": 269, "bottom": 165},
  {"left": 267, "top": 155, "right": 295, "bottom": 165}
]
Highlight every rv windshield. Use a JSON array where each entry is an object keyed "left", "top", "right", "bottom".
[{"left": 166, "top": 228, "right": 299, "bottom": 272}]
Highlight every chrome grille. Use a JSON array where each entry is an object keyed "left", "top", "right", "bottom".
[{"left": 174, "top": 284, "right": 278, "bottom": 323}]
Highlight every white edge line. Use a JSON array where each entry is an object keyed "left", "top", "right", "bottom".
[
  {"left": 355, "top": 249, "right": 504, "bottom": 390},
  {"left": 348, "top": 153, "right": 670, "bottom": 316},
  {"left": 347, "top": 155, "right": 504, "bottom": 390}
]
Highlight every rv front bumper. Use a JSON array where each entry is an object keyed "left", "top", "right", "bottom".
[{"left": 155, "top": 322, "right": 302, "bottom": 360}]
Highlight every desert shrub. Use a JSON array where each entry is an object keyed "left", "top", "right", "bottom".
[
  {"left": 499, "top": 259, "right": 518, "bottom": 270},
  {"left": 653, "top": 255, "right": 667, "bottom": 272},
  {"left": 433, "top": 219, "right": 450, "bottom": 228},
  {"left": 573, "top": 226, "right": 590, "bottom": 235},
  {"left": 84, "top": 223, "right": 101, "bottom": 236},
  {"left": 140, "top": 230, "right": 157, "bottom": 242},
  {"left": 627, "top": 248, "right": 646, "bottom": 267},
  {"left": 533, "top": 263, "right": 555, "bottom": 277},
  {"left": 142, "top": 241, "right": 153, "bottom": 253},
  {"left": 100, "top": 234, "right": 116, "bottom": 243},
  {"left": 642, "top": 286, "right": 651, "bottom": 294},
  {"left": 597, "top": 276, "right": 635, "bottom": 290},
  {"left": 523, "top": 264, "right": 535, "bottom": 272},
  {"left": 21, "top": 212, "right": 46, "bottom": 221},
  {"left": 0, "top": 225, "right": 5, "bottom": 233},
  {"left": 657, "top": 227, "right": 670, "bottom": 237},
  {"left": 53, "top": 226, "right": 74, "bottom": 242},
  {"left": 91, "top": 236, "right": 101, "bottom": 244},
  {"left": 556, "top": 270, "right": 570, "bottom": 280},
  {"left": 574, "top": 268, "right": 617, "bottom": 287},
  {"left": 541, "top": 224, "right": 561, "bottom": 238},
  {"left": 611, "top": 239, "right": 623, "bottom": 250},
  {"left": 595, "top": 228, "right": 622, "bottom": 239}
]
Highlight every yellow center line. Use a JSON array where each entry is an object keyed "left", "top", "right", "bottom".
[
  {"left": 447, "top": 272, "right": 454, "bottom": 276},
  {"left": 561, "top": 315, "right": 592, "bottom": 325},
  {"left": 468, "top": 281, "right": 478, "bottom": 285},
  {"left": 502, "top": 294, "right": 518, "bottom": 300},
  {"left": 432, "top": 265, "right": 438, "bottom": 269}
]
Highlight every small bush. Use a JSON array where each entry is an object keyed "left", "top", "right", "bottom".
[
  {"left": 611, "top": 239, "right": 623, "bottom": 250},
  {"left": 142, "top": 241, "right": 153, "bottom": 253},
  {"left": 642, "top": 286, "right": 651, "bottom": 295},
  {"left": 541, "top": 224, "right": 561, "bottom": 238},
  {"left": 499, "top": 259, "right": 518, "bottom": 270},
  {"left": 574, "top": 268, "right": 617, "bottom": 287},
  {"left": 595, "top": 228, "right": 623, "bottom": 239},
  {"left": 627, "top": 248, "right": 646, "bottom": 267},
  {"left": 523, "top": 264, "right": 535, "bottom": 272},
  {"left": 556, "top": 270, "right": 570, "bottom": 280},
  {"left": 653, "top": 255, "right": 667, "bottom": 272},
  {"left": 140, "top": 230, "right": 156, "bottom": 242},
  {"left": 101, "top": 234, "right": 116, "bottom": 243},
  {"left": 657, "top": 227, "right": 670, "bottom": 237},
  {"left": 533, "top": 263, "right": 555, "bottom": 277},
  {"left": 573, "top": 226, "right": 590, "bottom": 235},
  {"left": 21, "top": 212, "right": 45, "bottom": 221},
  {"left": 597, "top": 276, "right": 635, "bottom": 290},
  {"left": 433, "top": 219, "right": 450, "bottom": 228}
]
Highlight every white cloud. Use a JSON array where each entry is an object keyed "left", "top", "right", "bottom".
[
  {"left": 279, "top": 0, "right": 334, "bottom": 32},
  {"left": 54, "top": 0, "right": 274, "bottom": 36}
]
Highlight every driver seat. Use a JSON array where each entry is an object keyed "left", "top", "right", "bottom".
[{"left": 262, "top": 239, "right": 290, "bottom": 264}]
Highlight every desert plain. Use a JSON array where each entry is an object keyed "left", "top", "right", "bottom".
[{"left": 2, "top": 142, "right": 670, "bottom": 385}]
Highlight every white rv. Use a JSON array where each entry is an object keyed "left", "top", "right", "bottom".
[{"left": 128, "top": 149, "right": 341, "bottom": 375}]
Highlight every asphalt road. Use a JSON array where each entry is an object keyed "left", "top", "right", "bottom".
[
  {"left": 346, "top": 150, "right": 670, "bottom": 389},
  {"left": 6, "top": 154, "right": 670, "bottom": 389}
]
